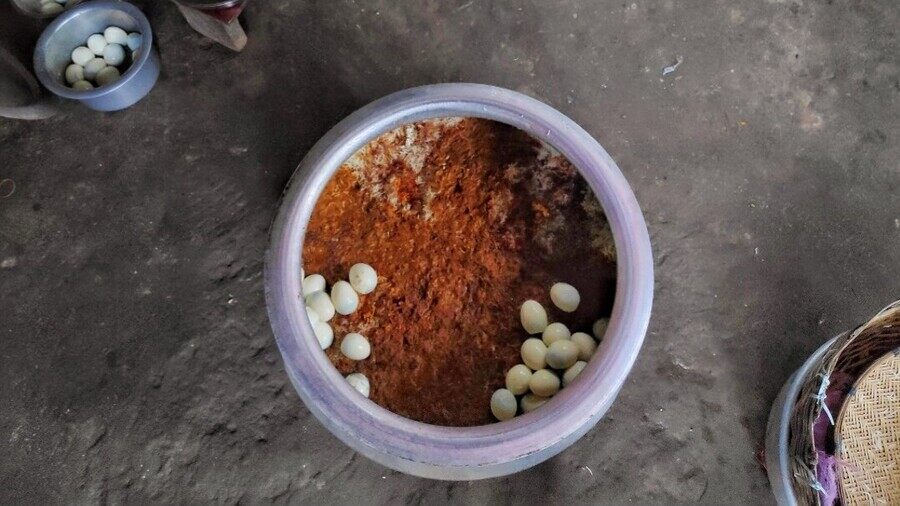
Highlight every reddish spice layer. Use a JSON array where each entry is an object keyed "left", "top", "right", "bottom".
[{"left": 303, "top": 118, "right": 616, "bottom": 427}]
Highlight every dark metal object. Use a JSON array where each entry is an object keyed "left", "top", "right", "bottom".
[
  {"left": 0, "top": 45, "right": 57, "bottom": 119},
  {"left": 173, "top": 0, "right": 247, "bottom": 51},
  {"left": 176, "top": 0, "right": 243, "bottom": 9}
]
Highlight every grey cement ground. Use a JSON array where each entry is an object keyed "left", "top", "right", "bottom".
[{"left": 1, "top": 0, "right": 898, "bottom": 503}]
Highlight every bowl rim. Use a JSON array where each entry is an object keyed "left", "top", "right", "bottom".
[
  {"left": 264, "top": 83, "right": 654, "bottom": 479},
  {"left": 33, "top": 0, "right": 153, "bottom": 99}
]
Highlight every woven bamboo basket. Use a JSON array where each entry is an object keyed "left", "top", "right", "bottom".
[
  {"left": 835, "top": 351, "right": 900, "bottom": 505},
  {"left": 786, "top": 300, "right": 900, "bottom": 504}
]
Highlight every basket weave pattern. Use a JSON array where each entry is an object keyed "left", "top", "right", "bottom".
[{"left": 835, "top": 352, "right": 900, "bottom": 505}]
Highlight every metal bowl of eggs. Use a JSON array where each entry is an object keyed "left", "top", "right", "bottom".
[{"left": 33, "top": 0, "right": 159, "bottom": 111}]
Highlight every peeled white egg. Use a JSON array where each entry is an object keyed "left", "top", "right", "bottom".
[
  {"left": 340, "top": 333, "right": 371, "bottom": 361},
  {"left": 313, "top": 321, "right": 333, "bottom": 350},
  {"left": 346, "top": 373, "right": 370, "bottom": 398},
  {"left": 545, "top": 340, "right": 579, "bottom": 370},
  {"left": 348, "top": 263, "right": 377, "bottom": 294},
  {"left": 87, "top": 34, "right": 107, "bottom": 55},
  {"left": 40, "top": 2, "right": 63, "bottom": 14},
  {"left": 103, "top": 26, "right": 128, "bottom": 45},
  {"left": 550, "top": 282, "right": 580, "bottom": 313},
  {"left": 305, "top": 306, "right": 320, "bottom": 325},
  {"left": 305, "top": 291, "right": 335, "bottom": 322},
  {"left": 71, "top": 80, "right": 93, "bottom": 91},
  {"left": 563, "top": 361, "right": 587, "bottom": 387},
  {"left": 102, "top": 43, "right": 125, "bottom": 66},
  {"left": 96, "top": 66, "right": 121, "bottom": 87},
  {"left": 541, "top": 322, "right": 571, "bottom": 346},
  {"left": 126, "top": 32, "right": 142, "bottom": 51},
  {"left": 570, "top": 332, "right": 597, "bottom": 361},
  {"left": 302, "top": 274, "right": 326, "bottom": 295},
  {"left": 592, "top": 318, "right": 610, "bottom": 340},
  {"left": 521, "top": 338, "right": 548, "bottom": 371},
  {"left": 490, "top": 389, "right": 517, "bottom": 421},
  {"left": 330, "top": 280, "right": 359, "bottom": 315},
  {"left": 64, "top": 64, "right": 84, "bottom": 85},
  {"left": 520, "top": 300, "right": 548, "bottom": 334},
  {"left": 505, "top": 364, "right": 533, "bottom": 395},
  {"left": 83, "top": 57, "right": 107, "bottom": 81},
  {"left": 529, "top": 369, "right": 560, "bottom": 397},
  {"left": 71, "top": 46, "right": 93, "bottom": 66},
  {"left": 520, "top": 393, "right": 549, "bottom": 413}
]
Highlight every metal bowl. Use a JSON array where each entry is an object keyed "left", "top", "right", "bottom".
[
  {"left": 33, "top": 0, "right": 159, "bottom": 111},
  {"left": 265, "top": 84, "right": 655, "bottom": 479},
  {"left": 765, "top": 335, "right": 843, "bottom": 505}
]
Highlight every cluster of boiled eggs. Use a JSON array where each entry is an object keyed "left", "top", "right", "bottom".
[
  {"left": 490, "top": 282, "right": 610, "bottom": 421},
  {"left": 65, "top": 26, "right": 142, "bottom": 91},
  {"left": 35, "top": 0, "right": 81, "bottom": 16},
  {"left": 302, "top": 263, "right": 378, "bottom": 398}
]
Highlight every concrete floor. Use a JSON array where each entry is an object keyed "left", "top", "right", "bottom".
[{"left": 1, "top": 0, "right": 898, "bottom": 503}]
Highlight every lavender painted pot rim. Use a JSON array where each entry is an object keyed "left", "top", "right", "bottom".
[{"left": 265, "top": 83, "right": 654, "bottom": 480}]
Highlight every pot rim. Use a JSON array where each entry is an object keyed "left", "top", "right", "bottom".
[{"left": 264, "top": 83, "right": 654, "bottom": 480}]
